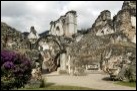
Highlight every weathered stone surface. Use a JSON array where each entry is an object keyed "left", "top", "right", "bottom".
[
  {"left": 91, "top": 10, "right": 114, "bottom": 36},
  {"left": 122, "top": 1, "right": 136, "bottom": 15},
  {"left": 28, "top": 26, "right": 40, "bottom": 44},
  {"left": 50, "top": 10, "right": 77, "bottom": 37},
  {"left": 113, "top": 9, "right": 136, "bottom": 43},
  {"left": 90, "top": 1, "right": 136, "bottom": 44},
  {"left": 113, "top": 1, "right": 136, "bottom": 43},
  {"left": 31, "top": 67, "right": 42, "bottom": 80},
  {"left": 1, "top": 22, "right": 30, "bottom": 50},
  {"left": 1, "top": 22, "right": 42, "bottom": 79},
  {"left": 67, "top": 31, "right": 136, "bottom": 78},
  {"left": 101, "top": 44, "right": 136, "bottom": 81},
  {"left": 1, "top": 1, "right": 136, "bottom": 82},
  {"left": 37, "top": 35, "right": 62, "bottom": 72}
]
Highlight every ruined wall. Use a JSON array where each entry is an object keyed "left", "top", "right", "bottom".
[
  {"left": 28, "top": 26, "right": 40, "bottom": 44},
  {"left": 1, "top": 1, "right": 136, "bottom": 80},
  {"left": 65, "top": 1, "right": 136, "bottom": 79},
  {"left": 1, "top": 22, "right": 42, "bottom": 78},
  {"left": 91, "top": 10, "right": 114, "bottom": 36},
  {"left": 50, "top": 10, "right": 77, "bottom": 37},
  {"left": 1, "top": 22, "right": 30, "bottom": 50},
  {"left": 91, "top": 1, "right": 136, "bottom": 44},
  {"left": 113, "top": 1, "right": 136, "bottom": 43}
]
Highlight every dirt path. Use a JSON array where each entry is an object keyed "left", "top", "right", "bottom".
[{"left": 42, "top": 72, "right": 136, "bottom": 90}]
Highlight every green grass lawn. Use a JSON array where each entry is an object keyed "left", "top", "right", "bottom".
[
  {"left": 19, "top": 85, "right": 95, "bottom": 90},
  {"left": 20, "top": 85, "right": 94, "bottom": 90},
  {"left": 115, "top": 81, "right": 136, "bottom": 87},
  {"left": 19, "top": 82, "right": 96, "bottom": 90}
]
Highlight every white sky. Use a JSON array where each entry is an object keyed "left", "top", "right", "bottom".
[{"left": 1, "top": 1, "right": 123, "bottom": 34}]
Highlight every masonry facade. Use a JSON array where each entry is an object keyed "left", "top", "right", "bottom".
[{"left": 50, "top": 10, "right": 77, "bottom": 37}]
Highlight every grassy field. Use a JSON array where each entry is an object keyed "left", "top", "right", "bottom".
[
  {"left": 20, "top": 85, "right": 94, "bottom": 90},
  {"left": 115, "top": 81, "right": 136, "bottom": 87},
  {"left": 19, "top": 82, "right": 95, "bottom": 90},
  {"left": 19, "top": 86, "right": 94, "bottom": 90}
]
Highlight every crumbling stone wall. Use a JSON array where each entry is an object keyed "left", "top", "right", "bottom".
[
  {"left": 50, "top": 10, "right": 77, "bottom": 37},
  {"left": 91, "top": 10, "right": 114, "bottom": 36},
  {"left": 91, "top": 1, "right": 136, "bottom": 44}
]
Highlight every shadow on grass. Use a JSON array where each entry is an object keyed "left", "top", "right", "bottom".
[
  {"left": 44, "top": 82, "right": 55, "bottom": 87},
  {"left": 102, "top": 77, "right": 117, "bottom": 81}
]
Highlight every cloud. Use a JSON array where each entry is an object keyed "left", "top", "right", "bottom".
[
  {"left": 1, "top": 1, "right": 123, "bottom": 33},
  {"left": 60, "top": 1, "right": 123, "bottom": 29}
]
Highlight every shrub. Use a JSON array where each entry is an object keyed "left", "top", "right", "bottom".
[
  {"left": 1, "top": 50, "right": 32, "bottom": 90},
  {"left": 125, "top": 67, "right": 136, "bottom": 82},
  {"left": 40, "top": 79, "right": 46, "bottom": 88}
]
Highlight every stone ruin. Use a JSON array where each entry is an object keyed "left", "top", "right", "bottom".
[
  {"left": 1, "top": 1, "right": 136, "bottom": 81},
  {"left": 50, "top": 10, "right": 77, "bottom": 37},
  {"left": 91, "top": 1, "right": 136, "bottom": 44},
  {"left": 91, "top": 10, "right": 114, "bottom": 36},
  {"left": 28, "top": 26, "right": 40, "bottom": 44}
]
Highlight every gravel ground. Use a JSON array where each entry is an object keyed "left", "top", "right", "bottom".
[{"left": 43, "top": 71, "right": 136, "bottom": 90}]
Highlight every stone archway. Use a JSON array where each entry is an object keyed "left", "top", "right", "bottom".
[
  {"left": 37, "top": 35, "right": 65, "bottom": 73},
  {"left": 56, "top": 26, "right": 60, "bottom": 31},
  {"left": 54, "top": 23, "right": 64, "bottom": 36}
]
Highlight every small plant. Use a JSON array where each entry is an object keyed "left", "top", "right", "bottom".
[
  {"left": 125, "top": 67, "right": 136, "bottom": 82},
  {"left": 1, "top": 50, "right": 32, "bottom": 90},
  {"left": 40, "top": 79, "right": 46, "bottom": 88}
]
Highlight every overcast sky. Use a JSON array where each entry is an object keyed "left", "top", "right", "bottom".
[{"left": 1, "top": 1, "right": 123, "bottom": 34}]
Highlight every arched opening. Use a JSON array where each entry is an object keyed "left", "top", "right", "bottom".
[
  {"left": 56, "top": 26, "right": 60, "bottom": 32},
  {"left": 37, "top": 35, "right": 65, "bottom": 74}
]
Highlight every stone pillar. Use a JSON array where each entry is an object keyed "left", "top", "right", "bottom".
[
  {"left": 60, "top": 53, "right": 67, "bottom": 71},
  {"left": 67, "top": 56, "right": 71, "bottom": 74},
  {"left": 98, "top": 63, "right": 101, "bottom": 71}
]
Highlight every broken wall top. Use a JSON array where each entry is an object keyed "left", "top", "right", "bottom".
[{"left": 50, "top": 10, "right": 77, "bottom": 24}]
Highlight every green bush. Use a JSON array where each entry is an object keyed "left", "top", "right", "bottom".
[
  {"left": 40, "top": 79, "right": 46, "bottom": 88},
  {"left": 125, "top": 67, "right": 136, "bottom": 82}
]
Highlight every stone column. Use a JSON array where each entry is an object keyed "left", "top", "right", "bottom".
[{"left": 60, "top": 53, "right": 67, "bottom": 71}]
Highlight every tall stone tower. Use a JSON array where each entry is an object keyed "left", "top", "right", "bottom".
[
  {"left": 65, "top": 10, "right": 77, "bottom": 36},
  {"left": 50, "top": 10, "right": 77, "bottom": 37}
]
